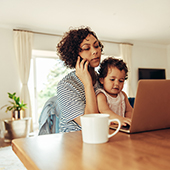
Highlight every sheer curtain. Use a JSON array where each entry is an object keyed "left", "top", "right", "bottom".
[
  {"left": 120, "top": 44, "right": 134, "bottom": 97},
  {"left": 13, "top": 30, "right": 33, "bottom": 131}
]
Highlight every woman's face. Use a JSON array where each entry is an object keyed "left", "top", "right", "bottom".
[{"left": 79, "top": 34, "right": 101, "bottom": 68}]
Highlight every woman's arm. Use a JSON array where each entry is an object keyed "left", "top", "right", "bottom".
[
  {"left": 75, "top": 57, "right": 98, "bottom": 114},
  {"left": 97, "top": 92, "right": 131, "bottom": 126},
  {"left": 74, "top": 57, "right": 98, "bottom": 125}
]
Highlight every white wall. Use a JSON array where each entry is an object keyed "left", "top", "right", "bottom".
[
  {"left": 167, "top": 45, "right": 170, "bottom": 78},
  {"left": 131, "top": 42, "right": 168, "bottom": 96},
  {"left": 101, "top": 41, "right": 120, "bottom": 56},
  {"left": 33, "top": 33, "right": 61, "bottom": 51},
  {"left": 0, "top": 27, "right": 169, "bottom": 120}
]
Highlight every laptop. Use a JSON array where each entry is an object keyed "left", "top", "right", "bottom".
[{"left": 110, "top": 79, "right": 170, "bottom": 134}]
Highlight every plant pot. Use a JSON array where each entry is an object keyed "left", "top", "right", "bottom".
[
  {"left": 3, "top": 117, "right": 31, "bottom": 141},
  {"left": 12, "top": 110, "right": 23, "bottom": 119}
]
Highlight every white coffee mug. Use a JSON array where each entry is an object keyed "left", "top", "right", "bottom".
[{"left": 80, "top": 114, "right": 121, "bottom": 144}]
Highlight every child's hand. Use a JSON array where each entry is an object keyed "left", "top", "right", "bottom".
[
  {"left": 110, "top": 117, "right": 131, "bottom": 127},
  {"left": 121, "top": 117, "right": 131, "bottom": 127}
]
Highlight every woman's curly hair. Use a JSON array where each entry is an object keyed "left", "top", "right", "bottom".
[
  {"left": 98, "top": 57, "right": 128, "bottom": 82},
  {"left": 56, "top": 26, "right": 104, "bottom": 69}
]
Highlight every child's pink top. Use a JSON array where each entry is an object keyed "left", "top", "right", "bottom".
[{"left": 96, "top": 88, "right": 126, "bottom": 117}]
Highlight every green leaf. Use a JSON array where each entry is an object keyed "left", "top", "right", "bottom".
[{"left": 1, "top": 92, "right": 27, "bottom": 112}]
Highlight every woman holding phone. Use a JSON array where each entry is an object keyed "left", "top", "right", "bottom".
[{"left": 56, "top": 26, "right": 103, "bottom": 133}]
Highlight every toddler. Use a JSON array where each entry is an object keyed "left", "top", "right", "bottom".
[{"left": 96, "top": 57, "right": 133, "bottom": 126}]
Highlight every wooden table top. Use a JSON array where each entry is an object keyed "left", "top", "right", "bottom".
[{"left": 12, "top": 128, "right": 170, "bottom": 170}]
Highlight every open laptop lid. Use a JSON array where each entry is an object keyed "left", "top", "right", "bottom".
[
  {"left": 110, "top": 80, "right": 170, "bottom": 133},
  {"left": 130, "top": 79, "right": 170, "bottom": 133}
]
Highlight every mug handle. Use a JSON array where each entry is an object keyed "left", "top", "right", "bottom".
[{"left": 108, "top": 118, "right": 121, "bottom": 138}]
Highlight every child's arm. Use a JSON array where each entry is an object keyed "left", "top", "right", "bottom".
[
  {"left": 122, "top": 91, "right": 133, "bottom": 119},
  {"left": 97, "top": 92, "right": 131, "bottom": 126}
]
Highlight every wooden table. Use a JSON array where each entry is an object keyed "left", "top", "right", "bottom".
[{"left": 12, "top": 129, "right": 170, "bottom": 170}]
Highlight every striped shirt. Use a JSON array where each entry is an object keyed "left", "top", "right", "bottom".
[{"left": 57, "top": 71, "right": 100, "bottom": 133}]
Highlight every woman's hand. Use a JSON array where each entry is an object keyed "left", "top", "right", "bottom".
[{"left": 75, "top": 56, "right": 92, "bottom": 87}]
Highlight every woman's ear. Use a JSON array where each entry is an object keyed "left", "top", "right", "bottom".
[{"left": 99, "top": 78, "right": 104, "bottom": 84}]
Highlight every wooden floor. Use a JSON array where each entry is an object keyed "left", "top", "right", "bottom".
[
  {"left": 0, "top": 138, "right": 11, "bottom": 147},
  {"left": 0, "top": 128, "right": 39, "bottom": 148}
]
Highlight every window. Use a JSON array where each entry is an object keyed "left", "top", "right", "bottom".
[{"left": 28, "top": 50, "right": 72, "bottom": 129}]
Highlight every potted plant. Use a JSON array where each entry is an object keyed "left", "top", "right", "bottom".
[{"left": 0, "top": 92, "right": 27, "bottom": 119}]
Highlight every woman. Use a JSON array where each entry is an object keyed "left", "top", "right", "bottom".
[{"left": 56, "top": 26, "right": 103, "bottom": 132}]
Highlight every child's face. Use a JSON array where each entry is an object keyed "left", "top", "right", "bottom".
[
  {"left": 99, "top": 67, "right": 126, "bottom": 98},
  {"left": 79, "top": 34, "right": 101, "bottom": 68}
]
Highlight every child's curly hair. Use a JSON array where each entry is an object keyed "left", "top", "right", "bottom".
[
  {"left": 98, "top": 57, "right": 128, "bottom": 82},
  {"left": 56, "top": 26, "right": 104, "bottom": 69}
]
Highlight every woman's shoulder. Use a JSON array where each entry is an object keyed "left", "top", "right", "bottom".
[
  {"left": 57, "top": 70, "right": 83, "bottom": 91},
  {"left": 58, "top": 71, "right": 78, "bottom": 84},
  {"left": 61, "top": 70, "right": 76, "bottom": 80}
]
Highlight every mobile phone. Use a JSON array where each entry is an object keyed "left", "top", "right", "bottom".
[
  {"left": 79, "top": 56, "right": 90, "bottom": 68},
  {"left": 79, "top": 55, "right": 83, "bottom": 62}
]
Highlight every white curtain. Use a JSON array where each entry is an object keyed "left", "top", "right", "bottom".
[
  {"left": 13, "top": 30, "right": 33, "bottom": 131},
  {"left": 120, "top": 44, "right": 134, "bottom": 97}
]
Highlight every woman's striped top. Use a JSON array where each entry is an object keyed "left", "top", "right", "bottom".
[{"left": 57, "top": 71, "right": 100, "bottom": 133}]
